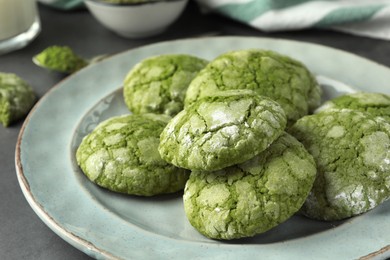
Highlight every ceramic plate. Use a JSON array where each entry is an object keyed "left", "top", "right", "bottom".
[{"left": 16, "top": 37, "right": 390, "bottom": 260}]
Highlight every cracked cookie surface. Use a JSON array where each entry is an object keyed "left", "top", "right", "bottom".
[
  {"left": 184, "top": 49, "right": 321, "bottom": 125},
  {"left": 316, "top": 92, "right": 390, "bottom": 122},
  {"left": 183, "top": 133, "right": 316, "bottom": 240},
  {"left": 76, "top": 113, "right": 190, "bottom": 196},
  {"left": 123, "top": 54, "right": 208, "bottom": 116},
  {"left": 0, "top": 73, "right": 36, "bottom": 127},
  {"left": 158, "top": 90, "right": 287, "bottom": 171},
  {"left": 290, "top": 109, "right": 390, "bottom": 220}
]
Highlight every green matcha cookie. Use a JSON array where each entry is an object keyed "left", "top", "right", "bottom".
[
  {"left": 316, "top": 92, "right": 390, "bottom": 121},
  {"left": 123, "top": 54, "right": 208, "bottom": 116},
  {"left": 184, "top": 49, "right": 321, "bottom": 125},
  {"left": 76, "top": 113, "right": 190, "bottom": 196},
  {"left": 0, "top": 73, "right": 36, "bottom": 127},
  {"left": 158, "top": 90, "right": 287, "bottom": 171},
  {"left": 290, "top": 109, "right": 390, "bottom": 221},
  {"left": 183, "top": 133, "right": 316, "bottom": 240}
]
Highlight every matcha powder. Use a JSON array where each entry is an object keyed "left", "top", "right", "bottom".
[{"left": 34, "top": 46, "right": 88, "bottom": 73}]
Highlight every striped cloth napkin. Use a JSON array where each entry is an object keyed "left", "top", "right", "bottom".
[
  {"left": 38, "top": 0, "right": 84, "bottom": 10},
  {"left": 195, "top": 0, "right": 390, "bottom": 40}
]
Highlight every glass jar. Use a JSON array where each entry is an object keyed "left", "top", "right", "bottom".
[{"left": 0, "top": 0, "right": 41, "bottom": 55}]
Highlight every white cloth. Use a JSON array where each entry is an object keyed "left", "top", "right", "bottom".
[{"left": 195, "top": 0, "right": 390, "bottom": 40}]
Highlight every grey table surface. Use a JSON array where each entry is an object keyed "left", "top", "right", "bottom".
[{"left": 1, "top": 2, "right": 390, "bottom": 259}]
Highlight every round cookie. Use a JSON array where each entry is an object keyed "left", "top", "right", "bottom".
[
  {"left": 158, "top": 90, "right": 287, "bottom": 171},
  {"left": 290, "top": 109, "right": 390, "bottom": 221},
  {"left": 0, "top": 73, "right": 36, "bottom": 127},
  {"left": 183, "top": 133, "right": 317, "bottom": 240},
  {"left": 316, "top": 92, "right": 390, "bottom": 121},
  {"left": 184, "top": 49, "right": 321, "bottom": 125},
  {"left": 123, "top": 54, "right": 208, "bottom": 116},
  {"left": 76, "top": 113, "right": 190, "bottom": 196}
]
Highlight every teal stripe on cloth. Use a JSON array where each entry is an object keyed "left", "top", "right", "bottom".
[
  {"left": 217, "top": 0, "right": 312, "bottom": 23},
  {"left": 40, "top": 0, "right": 85, "bottom": 10},
  {"left": 314, "top": 4, "right": 385, "bottom": 27}
]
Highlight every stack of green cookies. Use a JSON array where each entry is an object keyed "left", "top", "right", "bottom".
[
  {"left": 158, "top": 89, "right": 318, "bottom": 239},
  {"left": 76, "top": 50, "right": 390, "bottom": 241},
  {"left": 76, "top": 54, "right": 208, "bottom": 196},
  {"left": 155, "top": 50, "right": 320, "bottom": 239}
]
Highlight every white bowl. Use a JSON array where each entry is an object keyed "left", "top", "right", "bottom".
[{"left": 84, "top": 0, "right": 189, "bottom": 38}]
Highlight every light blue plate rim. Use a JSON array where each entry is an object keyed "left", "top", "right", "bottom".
[{"left": 15, "top": 36, "right": 390, "bottom": 260}]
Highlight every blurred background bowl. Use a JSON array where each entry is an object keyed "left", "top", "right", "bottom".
[{"left": 84, "top": 0, "right": 189, "bottom": 39}]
